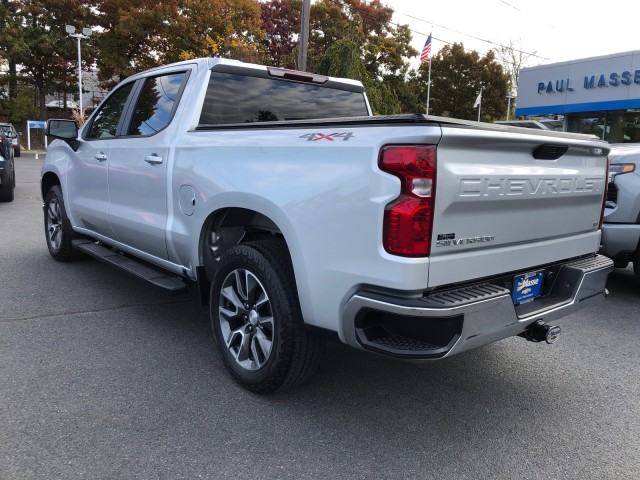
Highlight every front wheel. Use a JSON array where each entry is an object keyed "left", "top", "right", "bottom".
[
  {"left": 44, "top": 185, "right": 83, "bottom": 261},
  {"left": 210, "top": 238, "right": 324, "bottom": 393},
  {"left": 0, "top": 170, "right": 14, "bottom": 202},
  {"left": 633, "top": 248, "right": 640, "bottom": 281}
]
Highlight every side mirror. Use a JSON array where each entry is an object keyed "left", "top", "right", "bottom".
[{"left": 47, "top": 119, "right": 80, "bottom": 151}]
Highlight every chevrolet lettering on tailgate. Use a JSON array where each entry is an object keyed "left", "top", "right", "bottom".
[{"left": 459, "top": 176, "right": 604, "bottom": 197}]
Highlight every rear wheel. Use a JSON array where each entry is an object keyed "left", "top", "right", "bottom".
[
  {"left": 210, "top": 238, "right": 324, "bottom": 393},
  {"left": 44, "top": 185, "right": 83, "bottom": 261},
  {"left": 633, "top": 248, "right": 640, "bottom": 281}
]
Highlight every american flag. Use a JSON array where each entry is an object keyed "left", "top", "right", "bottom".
[{"left": 420, "top": 33, "right": 432, "bottom": 63}]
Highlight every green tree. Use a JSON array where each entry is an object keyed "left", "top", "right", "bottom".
[
  {"left": 314, "top": 16, "right": 400, "bottom": 115},
  {"left": 4, "top": 85, "right": 39, "bottom": 127},
  {"left": 171, "top": 0, "right": 264, "bottom": 63},
  {"left": 0, "top": 0, "right": 92, "bottom": 121},
  {"left": 89, "top": 0, "right": 178, "bottom": 87},
  {"left": 0, "top": 0, "right": 26, "bottom": 104},
  {"left": 308, "top": 0, "right": 416, "bottom": 79},
  {"left": 91, "top": 0, "right": 264, "bottom": 87},
  {"left": 384, "top": 68, "right": 423, "bottom": 114},
  {"left": 259, "top": 0, "right": 416, "bottom": 114},
  {"left": 420, "top": 43, "right": 509, "bottom": 121}
]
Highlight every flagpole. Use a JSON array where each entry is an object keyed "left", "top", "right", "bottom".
[
  {"left": 426, "top": 59, "right": 432, "bottom": 115},
  {"left": 421, "top": 32, "right": 432, "bottom": 116}
]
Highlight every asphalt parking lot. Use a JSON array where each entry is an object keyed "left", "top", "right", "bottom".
[{"left": 1, "top": 153, "right": 639, "bottom": 479}]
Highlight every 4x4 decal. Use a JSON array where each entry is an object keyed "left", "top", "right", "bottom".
[{"left": 299, "top": 132, "right": 355, "bottom": 141}]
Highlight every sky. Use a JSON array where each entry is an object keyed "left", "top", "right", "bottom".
[{"left": 383, "top": 0, "right": 639, "bottom": 69}]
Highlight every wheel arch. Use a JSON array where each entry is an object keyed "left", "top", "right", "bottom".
[
  {"left": 197, "top": 207, "right": 296, "bottom": 301},
  {"left": 41, "top": 171, "right": 61, "bottom": 201}
]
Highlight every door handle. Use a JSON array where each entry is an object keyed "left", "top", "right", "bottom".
[
  {"left": 145, "top": 154, "right": 163, "bottom": 165},
  {"left": 94, "top": 153, "right": 107, "bottom": 162}
]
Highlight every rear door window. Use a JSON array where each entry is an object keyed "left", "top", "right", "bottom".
[{"left": 127, "top": 72, "right": 188, "bottom": 136}]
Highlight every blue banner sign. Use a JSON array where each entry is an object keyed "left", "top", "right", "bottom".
[{"left": 27, "top": 120, "right": 47, "bottom": 129}]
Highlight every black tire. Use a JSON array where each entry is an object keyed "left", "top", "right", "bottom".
[
  {"left": 633, "top": 249, "right": 640, "bottom": 281},
  {"left": 210, "top": 238, "right": 324, "bottom": 393},
  {"left": 14, "top": 147, "right": 20, "bottom": 158},
  {"left": 0, "top": 161, "right": 14, "bottom": 202},
  {"left": 44, "top": 185, "right": 83, "bottom": 261}
]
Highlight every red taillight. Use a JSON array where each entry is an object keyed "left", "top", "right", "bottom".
[
  {"left": 599, "top": 156, "right": 610, "bottom": 229},
  {"left": 380, "top": 145, "right": 436, "bottom": 257}
]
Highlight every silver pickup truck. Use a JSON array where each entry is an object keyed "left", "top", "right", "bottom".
[
  {"left": 43, "top": 57, "right": 613, "bottom": 393},
  {"left": 600, "top": 143, "right": 640, "bottom": 279}
]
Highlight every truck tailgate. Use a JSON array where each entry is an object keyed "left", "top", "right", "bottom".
[{"left": 428, "top": 125, "right": 609, "bottom": 287}]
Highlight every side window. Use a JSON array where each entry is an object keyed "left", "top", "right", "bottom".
[
  {"left": 86, "top": 82, "right": 135, "bottom": 139},
  {"left": 127, "top": 72, "right": 187, "bottom": 136}
]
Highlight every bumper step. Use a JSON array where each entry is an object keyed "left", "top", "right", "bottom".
[
  {"left": 419, "top": 283, "right": 510, "bottom": 308},
  {"left": 363, "top": 332, "right": 442, "bottom": 352},
  {"left": 516, "top": 254, "right": 613, "bottom": 318},
  {"left": 73, "top": 239, "right": 187, "bottom": 292}
]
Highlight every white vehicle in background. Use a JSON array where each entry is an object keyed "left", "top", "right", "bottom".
[
  {"left": 42, "top": 57, "right": 613, "bottom": 393},
  {"left": 600, "top": 143, "right": 640, "bottom": 279},
  {"left": 45, "top": 100, "right": 79, "bottom": 109}
]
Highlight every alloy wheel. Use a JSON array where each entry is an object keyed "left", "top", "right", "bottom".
[
  {"left": 46, "top": 198, "right": 62, "bottom": 251},
  {"left": 218, "top": 269, "right": 274, "bottom": 370}
]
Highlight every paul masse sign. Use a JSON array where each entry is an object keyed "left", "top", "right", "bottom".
[{"left": 516, "top": 51, "right": 640, "bottom": 116}]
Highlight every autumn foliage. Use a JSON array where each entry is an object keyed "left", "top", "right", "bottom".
[{"left": 1, "top": 0, "right": 510, "bottom": 123}]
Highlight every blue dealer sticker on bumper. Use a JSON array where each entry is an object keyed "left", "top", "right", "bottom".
[{"left": 512, "top": 271, "right": 544, "bottom": 305}]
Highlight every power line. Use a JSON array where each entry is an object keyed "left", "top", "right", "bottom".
[
  {"left": 498, "top": 0, "right": 521, "bottom": 11},
  {"left": 390, "top": 8, "right": 549, "bottom": 62},
  {"left": 492, "top": 0, "right": 559, "bottom": 37},
  {"left": 325, "top": 0, "right": 548, "bottom": 68}
]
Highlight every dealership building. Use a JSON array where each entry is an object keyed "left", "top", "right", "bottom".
[{"left": 515, "top": 50, "right": 640, "bottom": 143}]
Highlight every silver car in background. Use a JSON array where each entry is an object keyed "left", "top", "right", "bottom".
[{"left": 600, "top": 143, "right": 640, "bottom": 280}]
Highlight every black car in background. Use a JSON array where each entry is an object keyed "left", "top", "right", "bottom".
[
  {"left": 0, "top": 125, "right": 16, "bottom": 202},
  {"left": 0, "top": 122, "right": 20, "bottom": 157},
  {"left": 0, "top": 123, "right": 20, "bottom": 157}
]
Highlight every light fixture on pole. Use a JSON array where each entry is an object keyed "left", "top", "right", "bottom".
[
  {"left": 66, "top": 25, "right": 92, "bottom": 112},
  {"left": 506, "top": 95, "right": 516, "bottom": 121}
]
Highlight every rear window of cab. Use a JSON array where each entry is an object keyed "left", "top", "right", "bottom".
[{"left": 199, "top": 72, "right": 369, "bottom": 125}]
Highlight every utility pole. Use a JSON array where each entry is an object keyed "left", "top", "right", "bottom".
[{"left": 297, "top": 0, "right": 311, "bottom": 71}]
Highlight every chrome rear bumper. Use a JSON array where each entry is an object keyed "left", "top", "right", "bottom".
[{"left": 342, "top": 255, "right": 613, "bottom": 359}]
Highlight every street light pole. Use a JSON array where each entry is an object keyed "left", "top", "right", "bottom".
[
  {"left": 506, "top": 95, "right": 515, "bottom": 121},
  {"left": 66, "top": 25, "right": 92, "bottom": 112}
]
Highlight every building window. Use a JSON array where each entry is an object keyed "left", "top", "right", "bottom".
[{"left": 567, "top": 110, "right": 640, "bottom": 143}]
